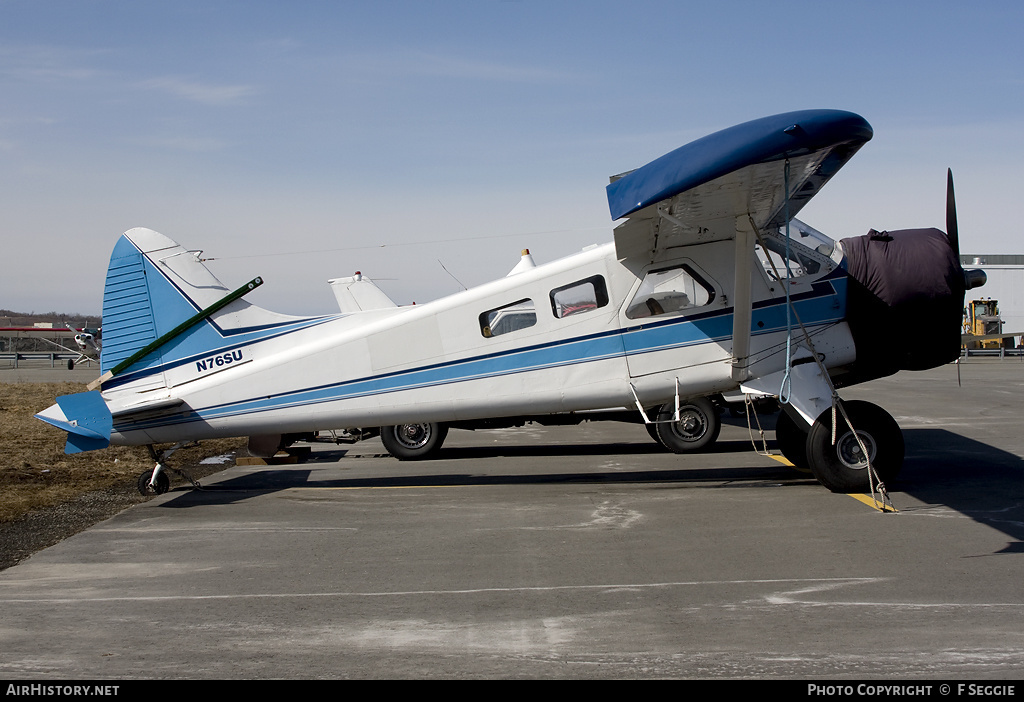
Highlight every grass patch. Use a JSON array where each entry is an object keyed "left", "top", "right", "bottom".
[{"left": 0, "top": 382, "right": 245, "bottom": 523}]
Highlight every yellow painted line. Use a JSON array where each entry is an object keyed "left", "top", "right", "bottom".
[
  {"left": 848, "top": 492, "right": 898, "bottom": 512},
  {"left": 766, "top": 454, "right": 897, "bottom": 512},
  {"left": 766, "top": 453, "right": 811, "bottom": 473}
]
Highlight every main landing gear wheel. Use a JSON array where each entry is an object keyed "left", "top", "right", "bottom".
[
  {"left": 137, "top": 470, "right": 170, "bottom": 495},
  {"left": 380, "top": 422, "right": 448, "bottom": 460},
  {"left": 774, "top": 409, "right": 809, "bottom": 469},
  {"left": 806, "top": 400, "right": 904, "bottom": 493},
  {"left": 651, "top": 397, "right": 721, "bottom": 453}
]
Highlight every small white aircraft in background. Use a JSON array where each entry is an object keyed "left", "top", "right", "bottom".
[
  {"left": 67, "top": 324, "right": 101, "bottom": 369},
  {"left": 37, "top": 109, "right": 987, "bottom": 496}
]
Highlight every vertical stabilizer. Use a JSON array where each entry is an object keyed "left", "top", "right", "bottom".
[{"left": 100, "top": 229, "right": 229, "bottom": 375}]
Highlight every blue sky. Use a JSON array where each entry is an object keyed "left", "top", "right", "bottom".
[{"left": 2, "top": 1, "right": 1022, "bottom": 316}]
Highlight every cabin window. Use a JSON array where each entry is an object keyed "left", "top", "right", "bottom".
[
  {"left": 480, "top": 298, "right": 537, "bottom": 338},
  {"left": 549, "top": 276, "right": 609, "bottom": 319},
  {"left": 625, "top": 265, "right": 714, "bottom": 319}
]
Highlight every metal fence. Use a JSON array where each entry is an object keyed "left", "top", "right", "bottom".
[{"left": 0, "top": 352, "right": 97, "bottom": 368}]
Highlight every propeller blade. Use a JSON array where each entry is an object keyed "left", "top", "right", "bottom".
[{"left": 946, "top": 168, "right": 960, "bottom": 259}]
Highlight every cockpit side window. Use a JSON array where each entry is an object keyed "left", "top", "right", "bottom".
[{"left": 625, "top": 265, "right": 714, "bottom": 319}]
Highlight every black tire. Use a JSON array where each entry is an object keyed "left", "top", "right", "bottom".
[
  {"left": 652, "top": 397, "right": 721, "bottom": 453},
  {"left": 137, "top": 470, "right": 170, "bottom": 496},
  {"left": 806, "top": 400, "right": 904, "bottom": 493},
  {"left": 774, "top": 409, "right": 809, "bottom": 468},
  {"left": 380, "top": 423, "right": 448, "bottom": 460}
]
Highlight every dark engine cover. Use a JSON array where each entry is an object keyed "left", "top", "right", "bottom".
[{"left": 841, "top": 228, "right": 964, "bottom": 378}]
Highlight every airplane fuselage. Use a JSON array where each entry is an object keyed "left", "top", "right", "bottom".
[{"left": 103, "top": 234, "right": 854, "bottom": 447}]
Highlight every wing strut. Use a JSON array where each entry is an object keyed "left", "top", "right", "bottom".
[{"left": 731, "top": 217, "right": 755, "bottom": 381}]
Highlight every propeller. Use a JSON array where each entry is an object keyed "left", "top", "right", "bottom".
[
  {"left": 949, "top": 168, "right": 988, "bottom": 291},
  {"left": 946, "top": 168, "right": 959, "bottom": 259}
]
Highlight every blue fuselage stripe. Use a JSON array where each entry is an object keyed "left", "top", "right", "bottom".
[{"left": 113, "top": 280, "right": 845, "bottom": 434}]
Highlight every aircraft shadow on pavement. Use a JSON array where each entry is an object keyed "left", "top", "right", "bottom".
[
  {"left": 898, "top": 428, "right": 1024, "bottom": 554},
  {"left": 160, "top": 438, "right": 812, "bottom": 510},
  {"left": 159, "top": 428, "right": 1024, "bottom": 555},
  {"left": 437, "top": 438, "right": 758, "bottom": 459}
]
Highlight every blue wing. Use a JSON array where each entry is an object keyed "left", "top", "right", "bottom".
[{"left": 607, "top": 109, "right": 873, "bottom": 256}]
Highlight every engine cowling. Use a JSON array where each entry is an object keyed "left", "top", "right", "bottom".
[{"left": 842, "top": 227, "right": 983, "bottom": 380}]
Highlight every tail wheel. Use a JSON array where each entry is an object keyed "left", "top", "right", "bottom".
[
  {"left": 380, "top": 423, "right": 448, "bottom": 460},
  {"left": 137, "top": 470, "right": 170, "bottom": 496},
  {"left": 652, "top": 397, "right": 721, "bottom": 453},
  {"left": 774, "top": 409, "right": 809, "bottom": 468},
  {"left": 806, "top": 400, "right": 904, "bottom": 493}
]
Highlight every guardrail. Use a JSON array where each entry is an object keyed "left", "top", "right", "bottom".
[
  {"left": 961, "top": 347, "right": 1024, "bottom": 358},
  {"left": 0, "top": 352, "right": 97, "bottom": 368}
]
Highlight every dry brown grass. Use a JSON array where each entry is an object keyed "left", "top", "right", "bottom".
[{"left": 0, "top": 382, "right": 245, "bottom": 523}]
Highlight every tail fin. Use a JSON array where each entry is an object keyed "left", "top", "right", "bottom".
[
  {"left": 100, "top": 228, "right": 216, "bottom": 374},
  {"left": 38, "top": 228, "right": 325, "bottom": 453},
  {"left": 98, "top": 228, "right": 296, "bottom": 383}
]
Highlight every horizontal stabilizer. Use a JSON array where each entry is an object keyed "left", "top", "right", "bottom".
[{"left": 35, "top": 391, "right": 112, "bottom": 454}]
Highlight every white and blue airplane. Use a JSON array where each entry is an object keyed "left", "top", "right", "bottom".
[{"left": 36, "top": 109, "right": 986, "bottom": 495}]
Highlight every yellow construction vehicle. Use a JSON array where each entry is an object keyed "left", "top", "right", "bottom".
[{"left": 963, "top": 298, "right": 1016, "bottom": 349}]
